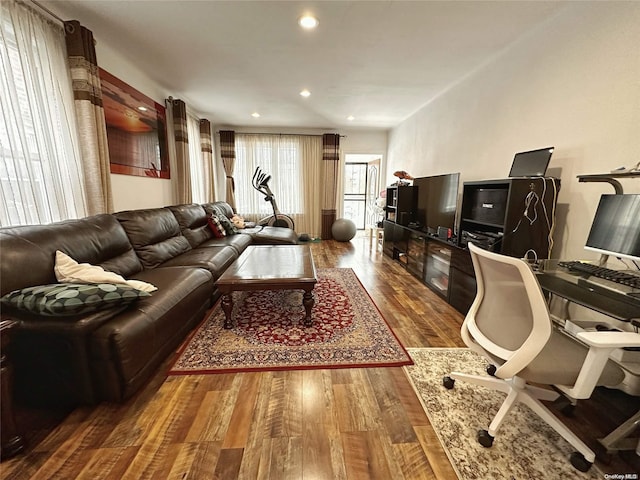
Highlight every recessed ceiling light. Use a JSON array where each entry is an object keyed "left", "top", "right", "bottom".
[
  {"left": 137, "top": 106, "right": 148, "bottom": 112},
  {"left": 251, "top": 112, "right": 260, "bottom": 118},
  {"left": 299, "top": 89, "right": 311, "bottom": 98},
  {"left": 347, "top": 115, "right": 355, "bottom": 121},
  {"left": 298, "top": 15, "right": 318, "bottom": 29}
]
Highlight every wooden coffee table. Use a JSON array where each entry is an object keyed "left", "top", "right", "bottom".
[{"left": 216, "top": 245, "right": 317, "bottom": 329}]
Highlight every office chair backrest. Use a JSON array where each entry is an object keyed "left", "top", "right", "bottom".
[{"left": 463, "top": 243, "right": 552, "bottom": 377}]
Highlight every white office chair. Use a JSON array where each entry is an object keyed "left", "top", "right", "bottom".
[{"left": 444, "top": 242, "right": 640, "bottom": 472}]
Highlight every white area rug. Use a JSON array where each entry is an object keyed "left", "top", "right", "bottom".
[{"left": 404, "top": 348, "right": 601, "bottom": 480}]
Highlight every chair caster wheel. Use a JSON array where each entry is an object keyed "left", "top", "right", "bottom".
[
  {"left": 569, "top": 452, "right": 592, "bottom": 472},
  {"left": 443, "top": 376, "right": 455, "bottom": 389},
  {"left": 477, "top": 429, "right": 494, "bottom": 448},
  {"left": 486, "top": 364, "right": 497, "bottom": 376}
]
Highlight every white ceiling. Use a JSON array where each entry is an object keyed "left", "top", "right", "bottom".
[{"left": 45, "top": 1, "right": 568, "bottom": 130}]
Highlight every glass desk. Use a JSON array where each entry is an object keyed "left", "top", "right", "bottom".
[{"left": 535, "top": 260, "right": 640, "bottom": 323}]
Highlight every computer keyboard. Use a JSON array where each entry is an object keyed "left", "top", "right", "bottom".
[{"left": 559, "top": 261, "right": 640, "bottom": 288}]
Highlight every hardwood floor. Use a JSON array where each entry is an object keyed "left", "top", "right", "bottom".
[{"left": 1, "top": 236, "right": 638, "bottom": 479}]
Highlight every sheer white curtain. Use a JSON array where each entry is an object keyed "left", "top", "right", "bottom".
[
  {"left": 235, "top": 134, "right": 322, "bottom": 236},
  {"left": 186, "top": 112, "right": 205, "bottom": 203},
  {"left": 0, "top": 0, "right": 87, "bottom": 226}
]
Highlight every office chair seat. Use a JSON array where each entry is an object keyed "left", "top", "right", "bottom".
[
  {"left": 446, "top": 242, "right": 640, "bottom": 473},
  {"left": 520, "top": 329, "right": 625, "bottom": 386}
]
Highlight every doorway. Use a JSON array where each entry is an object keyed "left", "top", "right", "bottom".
[{"left": 343, "top": 154, "right": 382, "bottom": 230}]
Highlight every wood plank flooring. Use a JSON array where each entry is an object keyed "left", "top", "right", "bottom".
[{"left": 1, "top": 235, "right": 639, "bottom": 479}]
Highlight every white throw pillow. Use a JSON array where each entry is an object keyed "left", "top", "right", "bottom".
[{"left": 54, "top": 251, "right": 157, "bottom": 293}]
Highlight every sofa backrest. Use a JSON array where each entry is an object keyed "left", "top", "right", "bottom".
[
  {"left": 167, "top": 204, "right": 213, "bottom": 248},
  {"left": 0, "top": 214, "right": 142, "bottom": 296},
  {"left": 202, "top": 201, "right": 234, "bottom": 219},
  {"left": 115, "top": 208, "right": 191, "bottom": 269}
]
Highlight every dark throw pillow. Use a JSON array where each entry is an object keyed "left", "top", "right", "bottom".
[
  {"left": 0, "top": 283, "right": 151, "bottom": 316},
  {"left": 217, "top": 213, "right": 239, "bottom": 235},
  {"left": 207, "top": 215, "right": 227, "bottom": 238}
]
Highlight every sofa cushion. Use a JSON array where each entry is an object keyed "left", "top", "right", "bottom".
[
  {"left": 0, "top": 214, "right": 142, "bottom": 296},
  {"left": 90, "top": 266, "right": 213, "bottom": 401},
  {"left": 1, "top": 283, "right": 151, "bottom": 316},
  {"left": 243, "top": 226, "right": 299, "bottom": 245},
  {"left": 159, "top": 246, "right": 238, "bottom": 281},
  {"left": 115, "top": 208, "right": 192, "bottom": 269},
  {"left": 167, "top": 204, "right": 214, "bottom": 247},
  {"left": 199, "top": 232, "right": 253, "bottom": 254}
]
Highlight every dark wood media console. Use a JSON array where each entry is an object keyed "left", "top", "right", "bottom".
[
  {"left": 383, "top": 220, "right": 476, "bottom": 313},
  {"left": 383, "top": 177, "right": 560, "bottom": 314}
]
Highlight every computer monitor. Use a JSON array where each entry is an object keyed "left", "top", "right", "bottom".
[
  {"left": 585, "top": 194, "right": 640, "bottom": 261},
  {"left": 508, "top": 147, "right": 554, "bottom": 177}
]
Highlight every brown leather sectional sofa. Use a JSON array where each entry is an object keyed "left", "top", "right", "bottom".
[{"left": 0, "top": 201, "right": 297, "bottom": 406}]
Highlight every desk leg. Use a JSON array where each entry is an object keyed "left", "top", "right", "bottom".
[
  {"left": 598, "top": 410, "right": 640, "bottom": 454},
  {"left": 302, "top": 288, "right": 314, "bottom": 327},
  {"left": 221, "top": 293, "right": 234, "bottom": 329}
]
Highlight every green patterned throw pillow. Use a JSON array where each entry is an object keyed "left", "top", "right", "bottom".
[
  {"left": 217, "top": 213, "right": 239, "bottom": 235},
  {"left": 0, "top": 283, "right": 151, "bottom": 316}
]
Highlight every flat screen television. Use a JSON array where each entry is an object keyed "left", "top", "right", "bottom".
[
  {"left": 413, "top": 173, "right": 460, "bottom": 235},
  {"left": 508, "top": 147, "right": 554, "bottom": 177},
  {"left": 585, "top": 194, "right": 640, "bottom": 261}
]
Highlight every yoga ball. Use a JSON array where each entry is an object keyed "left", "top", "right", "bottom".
[{"left": 332, "top": 218, "right": 356, "bottom": 242}]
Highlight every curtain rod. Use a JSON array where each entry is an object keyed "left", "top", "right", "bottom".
[
  {"left": 218, "top": 132, "right": 346, "bottom": 138},
  {"left": 31, "top": 1, "right": 65, "bottom": 25}
]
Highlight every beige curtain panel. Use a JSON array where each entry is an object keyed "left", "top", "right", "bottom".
[
  {"left": 199, "top": 119, "right": 216, "bottom": 202},
  {"left": 64, "top": 20, "right": 113, "bottom": 214},
  {"left": 170, "top": 98, "right": 191, "bottom": 204},
  {"left": 219, "top": 130, "right": 236, "bottom": 211},
  {"left": 321, "top": 133, "right": 340, "bottom": 239}
]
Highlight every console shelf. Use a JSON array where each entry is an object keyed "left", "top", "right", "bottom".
[
  {"left": 383, "top": 177, "right": 561, "bottom": 314},
  {"left": 459, "top": 178, "right": 560, "bottom": 259}
]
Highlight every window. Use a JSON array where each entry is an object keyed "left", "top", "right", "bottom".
[
  {"left": 0, "top": 1, "right": 87, "bottom": 226},
  {"left": 235, "top": 135, "right": 304, "bottom": 217},
  {"left": 234, "top": 134, "right": 322, "bottom": 235}
]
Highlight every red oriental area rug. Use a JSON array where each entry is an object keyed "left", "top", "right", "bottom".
[{"left": 168, "top": 268, "right": 412, "bottom": 374}]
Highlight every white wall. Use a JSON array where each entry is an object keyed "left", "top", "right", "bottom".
[{"left": 387, "top": 2, "right": 640, "bottom": 261}]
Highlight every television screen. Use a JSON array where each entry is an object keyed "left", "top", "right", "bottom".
[
  {"left": 585, "top": 194, "right": 640, "bottom": 261},
  {"left": 414, "top": 173, "right": 460, "bottom": 234},
  {"left": 508, "top": 147, "right": 554, "bottom": 177}
]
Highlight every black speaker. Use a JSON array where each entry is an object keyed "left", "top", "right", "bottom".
[
  {"left": 397, "top": 211, "right": 411, "bottom": 226},
  {"left": 469, "top": 189, "right": 508, "bottom": 225}
]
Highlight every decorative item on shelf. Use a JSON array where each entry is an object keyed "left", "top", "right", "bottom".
[
  {"left": 373, "top": 191, "right": 386, "bottom": 227},
  {"left": 392, "top": 170, "right": 414, "bottom": 186}
]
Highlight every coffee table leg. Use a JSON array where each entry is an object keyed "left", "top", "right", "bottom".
[
  {"left": 302, "top": 288, "right": 314, "bottom": 327},
  {"left": 222, "top": 293, "right": 234, "bottom": 329}
]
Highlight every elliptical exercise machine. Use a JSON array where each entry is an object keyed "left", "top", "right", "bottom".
[{"left": 251, "top": 167, "right": 295, "bottom": 229}]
